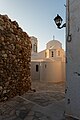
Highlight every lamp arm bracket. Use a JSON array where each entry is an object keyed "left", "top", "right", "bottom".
[{"left": 58, "top": 23, "right": 66, "bottom": 29}]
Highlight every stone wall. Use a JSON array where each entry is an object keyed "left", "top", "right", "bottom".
[{"left": 0, "top": 14, "right": 31, "bottom": 102}]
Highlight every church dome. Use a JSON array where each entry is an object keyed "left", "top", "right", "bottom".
[{"left": 46, "top": 40, "right": 62, "bottom": 49}]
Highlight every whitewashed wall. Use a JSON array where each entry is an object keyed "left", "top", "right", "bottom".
[
  {"left": 66, "top": 0, "right": 80, "bottom": 119},
  {"left": 40, "top": 61, "right": 65, "bottom": 82},
  {"left": 31, "top": 61, "right": 40, "bottom": 81},
  {"left": 31, "top": 60, "right": 65, "bottom": 83}
]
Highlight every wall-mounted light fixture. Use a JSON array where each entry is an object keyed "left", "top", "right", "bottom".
[{"left": 54, "top": 14, "right": 66, "bottom": 29}]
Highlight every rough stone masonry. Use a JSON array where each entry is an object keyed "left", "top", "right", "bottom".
[{"left": 0, "top": 14, "right": 32, "bottom": 102}]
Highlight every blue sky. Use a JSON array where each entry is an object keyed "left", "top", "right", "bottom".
[{"left": 0, "top": 0, "right": 66, "bottom": 51}]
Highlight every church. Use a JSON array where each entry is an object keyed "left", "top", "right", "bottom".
[{"left": 31, "top": 36, "right": 65, "bottom": 83}]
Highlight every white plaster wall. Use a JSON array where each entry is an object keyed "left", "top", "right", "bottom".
[
  {"left": 37, "top": 50, "right": 46, "bottom": 59},
  {"left": 31, "top": 50, "right": 46, "bottom": 60},
  {"left": 31, "top": 61, "right": 40, "bottom": 81},
  {"left": 66, "top": 0, "right": 80, "bottom": 119},
  {"left": 40, "top": 61, "right": 65, "bottom": 83},
  {"left": 31, "top": 53, "right": 38, "bottom": 60},
  {"left": 31, "top": 60, "right": 65, "bottom": 83}
]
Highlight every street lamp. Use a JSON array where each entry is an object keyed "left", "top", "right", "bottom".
[{"left": 54, "top": 14, "right": 66, "bottom": 29}]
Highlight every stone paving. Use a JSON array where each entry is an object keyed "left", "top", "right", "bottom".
[
  {"left": 0, "top": 81, "right": 75, "bottom": 120},
  {"left": 22, "top": 91, "right": 65, "bottom": 107}
]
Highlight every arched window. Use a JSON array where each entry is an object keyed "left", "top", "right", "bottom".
[
  {"left": 45, "top": 52, "right": 47, "bottom": 58},
  {"left": 33, "top": 43, "right": 37, "bottom": 52},
  {"left": 58, "top": 51, "right": 60, "bottom": 56},
  {"left": 36, "top": 65, "right": 39, "bottom": 72}
]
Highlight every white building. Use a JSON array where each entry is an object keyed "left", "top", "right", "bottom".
[
  {"left": 31, "top": 37, "right": 65, "bottom": 83},
  {"left": 65, "top": 0, "right": 80, "bottom": 119}
]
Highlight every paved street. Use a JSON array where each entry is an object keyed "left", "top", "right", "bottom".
[{"left": 0, "top": 81, "right": 73, "bottom": 120}]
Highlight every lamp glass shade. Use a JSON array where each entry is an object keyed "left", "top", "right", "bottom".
[{"left": 54, "top": 14, "right": 63, "bottom": 27}]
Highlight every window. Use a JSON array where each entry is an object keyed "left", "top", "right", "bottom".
[
  {"left": 33, "top": 43, "right": 37, "bottom": 52},
  {"left": 52, "top": 51, "right": 54, "bottom": 57},
  {"left": 58, "top": 51, "right": 60, "bottom": 56},
  {"left": 45, "top": 52, "right": 47, "bottom": 58},
  {"left": 36, "top": 65, "right": 39, "bottom": 72},
  {"left": 45, "top": 64, "right": 47, "bottom": 68}
]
